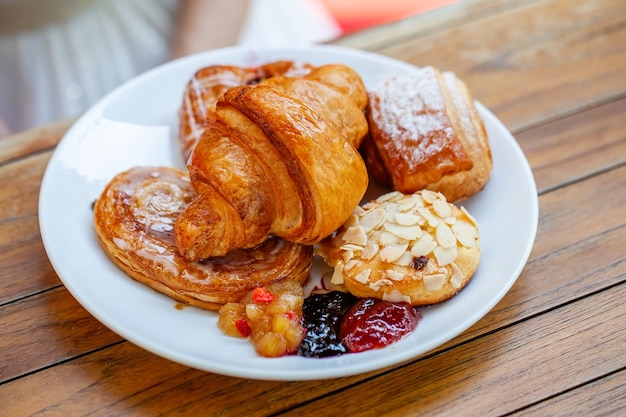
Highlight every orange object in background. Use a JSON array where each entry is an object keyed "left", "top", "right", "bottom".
[{"left": 319, "top": 0, "right": 460, "bottom": 34}]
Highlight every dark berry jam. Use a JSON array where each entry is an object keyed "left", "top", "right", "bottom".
[
  {"left": 339, "top": 298, "right": 421, "bottom": 353},
  {"left": 298, "top": 291, "right": 359, "bottom": 357}
]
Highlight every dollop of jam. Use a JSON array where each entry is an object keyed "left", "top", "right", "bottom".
[
  {"left": 298, "top": 291, "right": 359, "bottom": 357},
  {"left": 339, "top": 298, "right": 422, "bottom": 353},
  {"left": 298, "top": 291, "right": 422, "bottom": 357}
]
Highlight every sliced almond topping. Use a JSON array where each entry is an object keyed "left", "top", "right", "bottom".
[
  {"left": 434, "top": 246, "right": 457, "bottom": 266},
  {"left": 362, "top": 202, "right": 378, "bottom": 211},
  {"left": 378, "top": 231, "right": 400, "bottom": 246},
  {"left": 432, "top": 199, "right": 452, "bottom": 218},
  {"left": 342, "top": 225, "right": 368, "bottom": 246},
  {"left": 384, "top": 202, "right": 400, "bottom": 219},
  {"left": 421, "top": 189, "right": 439, "bottom": 204},
  {"left": 398, "top": 197, "right": 416, "bottom": 212},
  {"left": 444, "top": 216, "right": 457, "bottom": 225},
  {"left": 342, "top": 250, "right": 354, "bottom": 263},
  {"left": 395, "top": 251, "right": 414, "bottom": 266},
  {"left": 322, "top": 271, "right": 346, "bottom": 292},
  {"left": 344, "top": 259, "right": 359, "bottom": 271},
  {"left": 355, "top": 268, "right": 371, "bottom": 284},
  {"left": 376, "top": 191, "right": 403, "bottom": 203},
  {"left": 423, "top": 274, "right": 447, "bottom": 291},
  {"left": 418, "top": 207, "right": 440, "bottom": 227},
  {"left": 361, "top": 240, "right": 379, "bottom": 260},
  {"left": 385, "top": 269, "right": 405, "bottom": 281},
  {"left": 411, "top": 193, "right": 426, "bottom": 208},
  {"left": 382, "top": 290, "right": 412, "bottom": 304},
  {"left": 343, "top": 214, "right": 359, "bottom": 228},
  {"left": 450, "top": 262, "right": 464, "bottom": 288},
  {"left": 452, "top": 220, "right": 478, "bottom": 247},
  {"left": 340, "top": 243, "right": 363, "bottom": 252},
  {"left": 383, "top": 222, "right": 422, "bottom": 241},
  {"left": 460, "top": 206, "right": 479, "bottom": 226},
  {"left": 369, "top": 278, "right": 393, "bottom": 291},
  {"left": 410, "top": 240, "right": 437, "bottom": 257},
  {"left": 359, "top": 208, "right": 387, "bottom": 232},
  {"left": 419, "top": 233, "right": 434, "bottom": 242},
  {"left": 353, "top": 205, "right": 366, "bottom": 216},
  {"left": 435, "top": 222, "right": 457, "bottom": 248},
  {"left": 394, "top": 212, "right": 421, "bottom": 226},
  {"left": 380, "top": 241, "right": 409, "bottom": 263},
  {"left": 331, "top": 262, "right": 344, "bottom": 285}
]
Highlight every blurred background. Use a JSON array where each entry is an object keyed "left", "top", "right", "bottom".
[{"left": 0, "top": 0, "right": 457, "bottom": 137}]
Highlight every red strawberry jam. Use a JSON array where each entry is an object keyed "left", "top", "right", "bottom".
[{"left": 339, "top": 298, "right": 421, "bottom": 353}]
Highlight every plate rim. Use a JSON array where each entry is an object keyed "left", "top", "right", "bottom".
[{"left": 38, "top": 44, "right": 538, "bottom": 380}]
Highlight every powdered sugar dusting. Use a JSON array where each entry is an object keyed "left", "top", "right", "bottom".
[{"left": 370, "top": 67, "right": 456, "bottom": 167}]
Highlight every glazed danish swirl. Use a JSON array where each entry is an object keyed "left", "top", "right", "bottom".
[
  {"left": 93, "top": 166, "right": 313, "bottom": 310},
  {"left": 174, "top": 64, "right": 370, "bottom": 261}
]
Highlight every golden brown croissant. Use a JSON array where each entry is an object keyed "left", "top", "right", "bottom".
[
  {"left": 179, "top": 61, "right": 315, "bottom": 162},
  {"left": 174, "top": 66, "right": 370, "bottom": 261},
  {"left": 93, "top": 166, "right": 313, "bottom": 310},
  {"left": 364, "top": 66, "right": 492, "bottom": 202}
]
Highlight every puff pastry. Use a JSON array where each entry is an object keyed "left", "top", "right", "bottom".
[
  {"left": 174, "top": 66, "right": 369, "bottom": 261},
  {"left": 93, "top": 166, "right": 313, "bottom": 310},
  {"left": 364, "top": 66, "right": 492, "bottom": 202}
]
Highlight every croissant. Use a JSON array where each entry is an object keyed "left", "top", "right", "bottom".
[
  {"left": 174, "top": 65, "right": 370, "bottom": 261},
  {"left": 93, "top": 166, "right": 313, "bottom": 310},
  {"left": 179, "top": 61, "right": 315, "bottom": 161}
]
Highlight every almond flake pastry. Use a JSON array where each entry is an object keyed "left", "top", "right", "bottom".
[{"left": 316, "top": 189, "right": 480, "bottom": 306}]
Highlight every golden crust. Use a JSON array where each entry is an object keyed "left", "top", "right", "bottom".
[
  {"left": 365, "top": 66, "right": 492, "bottom": 202},
  {"left": 317, "top": 190, "right": 480, "bottom": 306},
  {"left": 174, "top": 65, "right": 370, "bottom": 260},
  {"left": 178, "top": 60, "right": 315, "bottom": 162},
  {"left": 93, "top": 166, "right": 313, "bottom": 310}
]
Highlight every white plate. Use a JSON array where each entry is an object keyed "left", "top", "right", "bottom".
[{"left": 39, "top": 45, "right": 538, "bottom": 381}]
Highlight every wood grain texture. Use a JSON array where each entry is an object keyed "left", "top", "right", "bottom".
[
  {"left": 509, "top": 369, "right": 626, "bottom": 416},
  {"left": 366, "top": 0, "right": 626, "bottom": 132},
  {"left": 517, "top": 97, "right": 626, "bottom": 194},
  {"left": 0, "top": 152, "right": 61, "bottom": 305},
  {"left": 279, "top": 285, "right": 626, "bottom": 417},
  {"left": 0, "top": 287, "right": 122, "bottom": 382},
  {"left": 1, "top": 166, "right": 623, "bottom": 413},
  {"left": 0, "top": 118, "right": 73, "bottom": 165},
  {"left": 1, "top": 0, "right": 625, "bottom": 415}
]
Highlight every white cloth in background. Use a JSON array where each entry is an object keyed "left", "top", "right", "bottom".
[
  {"left": 0, "top": 0, "right": 339, "bottom": 134},
  {"left": 0, "top": 0, "right": 179, "bottom": 133},
  {"left": 239, "top": 0, "right": 340, "bottom": 47}
]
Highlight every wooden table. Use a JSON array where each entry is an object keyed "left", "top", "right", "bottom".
[{"left": 1, "top": 0, "right": 625, "bottom": 415}]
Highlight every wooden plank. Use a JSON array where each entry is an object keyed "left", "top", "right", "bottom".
[
  {"left": 517, "top": 97, "right": 626, "bottom": 194},
  {"left": 508, "top": 369, "right": 626, "bottom": 416},
  {"left": 0, "top": 118, "right": 72, "bottom": 165},
  {"left": 529, "top": 164, "right": 625, "bottom": 259},
  {"left": 1, "top": 281, "right": 623, "bottom": 416},
  {"left": 0, "top": 153, "right": 62, "bottom": 305},
  {"left": 279, "top": 284, "right": 626, "bottom": 417},
  {"left": 1, "top": 165, "right": 624, "bottom": 411},
  {"left": 0, "top": 340, "right": 375, "bottom": 417},
  {"left": 1, "top": 155, "right": 624, "bottom": 384},
  {"left": 370, "top": 0, "right": 626, "bottom": 132},
  {"left": 0, "top": 287, "right": 122, "bottom": 382}
]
